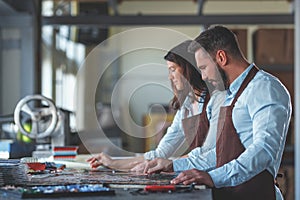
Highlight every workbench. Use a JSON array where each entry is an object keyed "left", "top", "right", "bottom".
[
  {"left": 0, "top": 155, "right": 212, "bottom": 199},
  {"left": 2, "top": 187, "right": 212, "bottom": 200}
]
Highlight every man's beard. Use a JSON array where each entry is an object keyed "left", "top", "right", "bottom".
[
  {"left": 206, "top": 63, "right": 228, "bottom": 93},
  {"left": 216, "top": 63, "right": 229, "bottom": 90}
]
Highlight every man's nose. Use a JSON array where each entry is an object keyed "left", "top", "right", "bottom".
[{"left": 201, "top": 72, "right": 207, "bottom": 81}]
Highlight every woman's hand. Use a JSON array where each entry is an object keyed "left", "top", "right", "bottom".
[
  {"left": 143, "top": 158, "right": 173, "bottom": 174},
  {"left": 130, "top": 160, "right": 149, "bottom": 172},
  {"left": 86, "top": 152, "right": 113, "bottom": 169}
]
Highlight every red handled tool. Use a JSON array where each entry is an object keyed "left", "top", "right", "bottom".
[{"left": 144, "top": 185, "right": 176, "bottom": 192}]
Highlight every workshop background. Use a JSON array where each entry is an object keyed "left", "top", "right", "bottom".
[{"left": 0, "top": 0, "right": 299, "bottom": 200}]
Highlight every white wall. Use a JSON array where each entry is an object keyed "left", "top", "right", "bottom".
[{"left": 76, "top": 27, "right": 192, "bottom": 153}]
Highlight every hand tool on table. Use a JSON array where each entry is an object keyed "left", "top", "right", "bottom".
[
  {"left": 108, "top": 183, "right": 206, "bottom": 191},
  {"left": 144, "top": 184, "right": 206, "bottom": 192}
]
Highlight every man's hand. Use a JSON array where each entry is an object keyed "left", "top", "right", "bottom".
[
  {"left": 86, "top": 152, "right": 113, "bottom": 169},
  {"left": 143, "top": 158, "right": 173, "bottom": 174},
  {"left": 170, "top": 169, "right": 214, "bottom": 187}
]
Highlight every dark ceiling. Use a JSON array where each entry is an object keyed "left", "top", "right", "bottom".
[
  {"left": 0, "top": 0, "right": 292, "bottom": 16},
  {"left": 0, "top": 0, "right": 37, "bottom": 16}
]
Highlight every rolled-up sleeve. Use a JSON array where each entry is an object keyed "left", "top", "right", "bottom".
[
  {"left": 144, "top": 110, "right": 186, "bottom": 160},
  {"left": 173, "top": 147, "right": 216, "bottom": 171}
]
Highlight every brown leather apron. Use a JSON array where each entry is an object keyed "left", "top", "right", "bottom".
[
  {"left": 213, "top": 66, "right": 276, "bottom": 200},
  {"left": 182, "top": 92, "right": 210, "bottom": 151}
]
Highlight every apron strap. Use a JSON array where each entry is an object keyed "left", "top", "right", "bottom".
[{"left": 230, "top": 65, "right": 259, "bottom": 108}]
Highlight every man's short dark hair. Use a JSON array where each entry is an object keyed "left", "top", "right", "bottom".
[{"left": 188, "top": 25, "right": 244, "bottom": 59}]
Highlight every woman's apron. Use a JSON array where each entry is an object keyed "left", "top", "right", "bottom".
[
  {"left": 182, "top": 93, "right": 210, "bottom": 150},
  {"left": 213, "top": 66, "right": 275, "bottom": 200}
]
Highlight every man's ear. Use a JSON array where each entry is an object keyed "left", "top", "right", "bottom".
[{"left": 216, "top": 50, "right": 227, "bottom": 68}]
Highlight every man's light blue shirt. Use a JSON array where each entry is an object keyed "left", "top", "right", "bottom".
[{"left": 173, "top": 64, "right": 292, "bottom": 199}]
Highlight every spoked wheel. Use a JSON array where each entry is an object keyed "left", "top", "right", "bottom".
[{"left": 14, "top": 95, "right": 58, "bottom": 139}]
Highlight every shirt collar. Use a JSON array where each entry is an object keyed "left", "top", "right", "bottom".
[
  {"left": 181, "top": 90, "right": 206, "bottom": 110},
  {"left": 228, "top": 63, "right": 255, "bottom": 96},
  {"left": 182, "top": 93, "right": 193, "bottom": 110}
]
